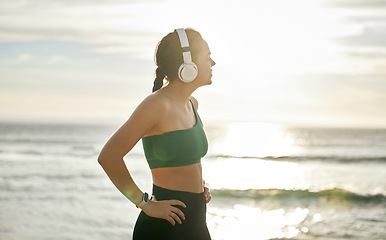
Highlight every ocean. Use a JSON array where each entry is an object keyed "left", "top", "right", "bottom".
[{"left": 0, "top": 121, "right": 385, "bottom": 240}]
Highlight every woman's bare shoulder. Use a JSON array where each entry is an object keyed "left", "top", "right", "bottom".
[
  {"left": 135, "top": 92, "right": 171, "bottom": 115},
  {"left": 99, "top": 93, "right": 171, "bottom": 159}
]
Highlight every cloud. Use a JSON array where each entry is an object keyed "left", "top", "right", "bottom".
[
  {"left": 17, "top": 53, "right": 33, "bottom": 61},
  {"left": 334, "top": 25, "right": 386, "bottom": 48},
  {"left": 322, "top": 3, "right": 386, "bottom": 62},
  {"left": 0, "top": 90, "right": 138, "bottom": 123},
  {"left": 0, "top": 1, "right": 164, "bottom": 60},
  {"left": 323, "top": 0, "right": 386, "bottom": 9},
  {"left": 342, "top": 47, "right": 386, "bottom": 61}
]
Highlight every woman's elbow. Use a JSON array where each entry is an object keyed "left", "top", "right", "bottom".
[
  {"left": 97, "top": 150, "right": 122, "bottom": 166},
  {"left": 97, "top": 151, "right": 110, "bottom": 166}
]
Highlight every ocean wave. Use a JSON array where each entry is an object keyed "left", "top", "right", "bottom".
[
  {"left": 211, "top": 154, "right": 386, "bottom": 163},
  {"left": 0, "top": 172, "right": 102, "bottom": 182},
  {"left": 211, "top": 188, "right": 386, "bottom": 205},
  {"left": 0, "top": 138, "right": 92, "bottom": 144}
]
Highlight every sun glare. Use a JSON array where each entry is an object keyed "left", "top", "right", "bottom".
[
  {"left": 211, "top": 122, "right": 299, "bottom": 158},
  {"left": 197, "top": 0, "right": 358, "bottom": 125},
  {"left": 204, "top": 157, "right": 308, "bottom": 191},
  {"left": 204, "top": 122, "right": 309, "bottom": 191},
  {"left": 206, "top": 0, "right": 346, "bottom": 75},
  {"left": 208, "top": 206, "right": 309, "bottom": 240}
]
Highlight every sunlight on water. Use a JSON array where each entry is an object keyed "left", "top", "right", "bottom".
[
  {"left": 204, "top": 158, "right": 309, "bottom": 191},
  {"left": 207, "top": 206, "right": 309, "bottom": 240},
  {"left": 204, "top": 123, "right": 313, "bottom": 239},
  {"left": 211, "top": 122, "right": 299, "bottom": 158}
]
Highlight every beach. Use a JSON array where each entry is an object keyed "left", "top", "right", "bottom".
[{"left": 0, "top": 121, "right": 385, "bottom": 240}]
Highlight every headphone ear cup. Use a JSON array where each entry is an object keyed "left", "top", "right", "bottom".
[{"left": 178, "top": 63, "right": 198, "bottom": 83}]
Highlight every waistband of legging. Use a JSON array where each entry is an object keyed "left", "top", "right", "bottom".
[{"left": 152, "top": 184, "right": 205, "bottom": 202}]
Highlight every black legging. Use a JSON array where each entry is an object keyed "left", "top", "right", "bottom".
[{"left": 133, "top": 185, "right": 212, "bottom": 240}]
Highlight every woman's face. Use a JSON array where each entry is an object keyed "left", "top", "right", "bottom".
[{"left": 194, "top": 42, "right": 216, "bottom": 86}]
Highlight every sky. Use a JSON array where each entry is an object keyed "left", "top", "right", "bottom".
[{"left": 1, "top": 0, "right": 386, "bottom": 128}]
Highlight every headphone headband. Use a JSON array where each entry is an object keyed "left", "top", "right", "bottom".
[
  {"left": 175, "top": 28, "right": 190, "bottom": 48},
  {"left": 175, "top": 28, "right": 193, "bottom": 63}
]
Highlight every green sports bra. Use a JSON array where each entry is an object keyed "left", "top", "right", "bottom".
[{"left": 142, "top": 100, "right": 208, "bottom": 169}]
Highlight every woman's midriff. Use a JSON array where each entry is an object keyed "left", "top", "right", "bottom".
[{"left": 151, "top": 163, "right": 204, "bottom": 193}]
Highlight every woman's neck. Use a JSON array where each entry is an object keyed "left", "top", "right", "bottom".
[{"left": 160, "top": 81, "right": 197, "bottom": 103}]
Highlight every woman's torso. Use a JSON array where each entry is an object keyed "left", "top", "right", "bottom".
[
  {"left": 142, "top": 95, "right": 207, "bottom": 193},
  {"left": 151, "top": 163, "right": 204, "bottom": 193}
]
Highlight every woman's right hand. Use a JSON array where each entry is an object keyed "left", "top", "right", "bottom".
[{"left": 141, "top": 196, "right": 186, "bottom": 226}]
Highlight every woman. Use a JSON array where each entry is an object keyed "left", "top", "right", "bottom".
[{"left": 98, "top": 28, "right": 216, "bottom": 239}]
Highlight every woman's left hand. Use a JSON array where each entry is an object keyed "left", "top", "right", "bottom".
[{"left": 203, "top": 180, "right": 212, "bottom": 204}]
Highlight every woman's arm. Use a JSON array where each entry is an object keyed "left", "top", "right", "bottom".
[
  {"left": 98, "top": 95, "right": 163, "bottom": 203},
  {"left": 98, "top": 95, "right": 186, "bottom": 225}
]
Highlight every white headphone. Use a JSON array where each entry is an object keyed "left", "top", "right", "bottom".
[{"left": 175, "top": 28, "right": 198, "bottom": 83}]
